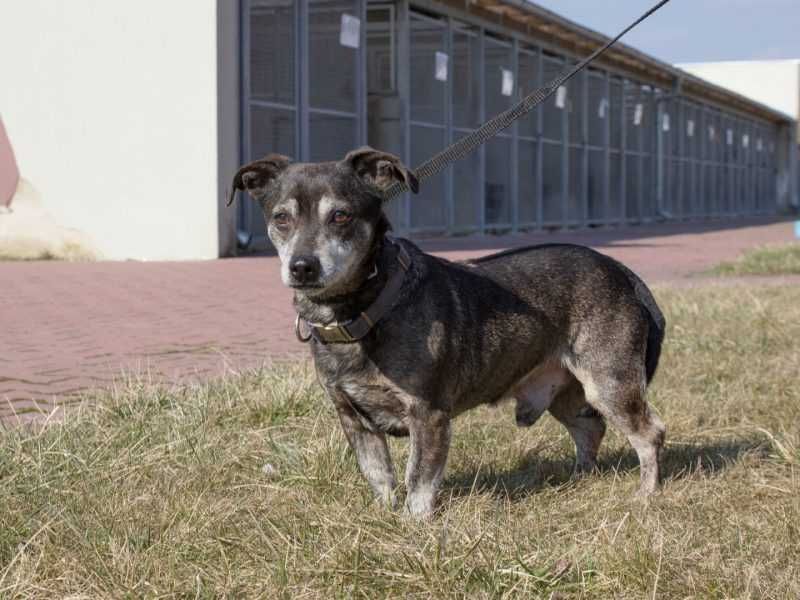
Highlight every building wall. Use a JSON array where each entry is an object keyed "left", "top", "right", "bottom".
[
  {"left": 0, "top": 0, "right": 221, "bottom": 260},
  {"left": 678, "top": 60, "right": 800, "bottom": 142},
  {"left": 239, "top": 0, "right": 792, "bottom": 241}
]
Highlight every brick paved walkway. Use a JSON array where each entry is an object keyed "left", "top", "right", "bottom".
[{"left": 1, "top": 216, "right": 796, "bottom": 421}]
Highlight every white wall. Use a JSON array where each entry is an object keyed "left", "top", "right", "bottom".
[
  {"left": 677, "top": 59, "right": 799, "bottom": 121},
  {"left": 0, "top": 0, "right": 220, "bottom": 260}
]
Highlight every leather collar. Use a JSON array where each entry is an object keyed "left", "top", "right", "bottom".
[{"left": 295, "top": 238, "right": 411, "bottom": 344}]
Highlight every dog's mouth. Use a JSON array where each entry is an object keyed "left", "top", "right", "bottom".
[{"left": 289, "top": 282, "right": 325, "bottom": 291}]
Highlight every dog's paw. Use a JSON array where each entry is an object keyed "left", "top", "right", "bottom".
[{"left": 404, "top": 492, "right": 436, "bottom": 520}]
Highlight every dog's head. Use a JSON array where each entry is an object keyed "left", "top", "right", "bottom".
[{"left": 229, "top": 147, "right": 418, "bottom": 297}]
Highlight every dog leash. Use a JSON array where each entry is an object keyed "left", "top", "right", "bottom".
[{"left": 382, "top": 0, "right": 672, "bottom": 200}]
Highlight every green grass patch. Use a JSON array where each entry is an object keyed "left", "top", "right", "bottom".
[
  {"left": 709, "top": 242, "right": 800, "bottom": 276},
  {"left": 2, "top": 285, "right": 800, "bottom": 597}
]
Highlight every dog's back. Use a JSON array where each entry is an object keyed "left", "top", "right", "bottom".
[{"left": 466, "top": 243, "right": 665, "bottom": 384}]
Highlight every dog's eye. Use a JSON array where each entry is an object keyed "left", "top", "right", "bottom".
[
  {"left": 332, "top": 210, "right": 352, "bottom": 225},
  {"left": 272, "top": 212, "right": 291, "bottom": 227}
]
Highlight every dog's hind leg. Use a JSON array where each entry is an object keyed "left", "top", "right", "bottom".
[
  {"left": 567, "top": 362, "right": 665, "bottom": 496},
  {"left": 548, "top": 379, "right": 606, "bottom": 475},
  {"left": 404, "top": 408, "right": 451, "bottom": 519}
]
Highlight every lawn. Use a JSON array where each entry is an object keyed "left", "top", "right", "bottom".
[
  {"left": 709, "top": 242, "right": 800, "bottom": 276},
  {"left": 1, "top": 284, "right": 799, "bottom": 598}
]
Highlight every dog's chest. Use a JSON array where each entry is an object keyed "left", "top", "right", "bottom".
[{"left": 338, "top": 376, "right": 410, "bottom": 436}]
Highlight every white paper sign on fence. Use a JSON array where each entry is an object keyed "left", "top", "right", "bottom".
[
  {"left": 435, "top": 52, "right": 448, "bottom": 82},
  {"left": 633, "top": 103, "right": 643, "bottom": 126},
  {"left": 555, "top": 85, "right": 567, "bottom": 109},
  {"left": 662, "top": 113, "right": 670, "bottom": 132},
  {"left": 339, "top": 14, "right": 360, "bottom": 49},
  {"left": 726, "top": 129, "right": 734, "bottom": 145},
  {"left": 501, "top": 69, "right": 514, "bottom": 97},
  {"left": 687, "top": 119, "right": 695, "bottom": 137},
  {"left": 709, "top": 125, "right": 716, "bottom": 141},
  {"left": 742, "top": 134, "right": 750, "bottom": 148},
  {"left": 598, "top": 98, "right": 608, "bottom": 119}
]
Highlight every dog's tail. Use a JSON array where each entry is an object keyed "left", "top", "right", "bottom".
[{"left": 619, "top": 264, "right": 666, "bottom": 385}]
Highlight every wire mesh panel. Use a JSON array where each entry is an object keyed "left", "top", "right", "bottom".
[
  {"left": 518, "top": 139, "right": 538, "bottom": 224},
  {"left": 587, "top": 149, "right": 605, "bottom": 221},
  {"left": 587, "top": 71, "right": 606, "bottom": 148},
  {"left": 516, "top": 48, "right": 539, "bottom": 139},
  {"left": 452, "top": 25, "right": 481, "bottom": 130},
  {"left": 484, "top": 35, "right": 513, "bottom": 227},
  {"left": 565, "top": 71, "right": 585, "bottom": 224},
  {"left": 486, "top": 137, "right": 512, "bottom": 226},
  {"left": 609, "top": 77, "right": 623, "bottom": 221},
  {"left": 609, "top": 77, "right": 623, "bottom": 151},
  {"left": 625, "top": 153, "right": 641, "bottom": 221},
  {"left": 755, "top": 124, "right": 768, "bottom": 211},
  {"left": 623, "top": 81, "right": 641, "bottom": 220},
  {"left": 245, "top": 0, "right": 298, "bottom": 239},
  {"left": 366, "top": 5, "right": 403, "bottom": 229},
  {"left": 660, "top": 97, "right": 678, "bottom": 218},
  {"left": 410, "top": 125, "right": 446, "bottom": 228},
  {"left": 250, "top": 1, "right": 295, "bottom": 105},
  {"left": 585, "top": 71, "right": 606, "bottom": 224},
  {"left": 309, "top": 0, "right": 359, "bottom": 160},
  {"left": 683, "top": 102, "right": 700, "bottom": 217},
  {"left": 639, "top": 86, "right": 656, "bottom": 220},
  {"left": 542, "top": 55, "right": 565, "bottom": 224},
  {"left": 609, "top": 150, "right": 622, "bottom": 221},
  {"left": 452, "top": 23, "right": 481, "bottom": 231},
  {"left": 517, "top": 46, "right": 539, "bottom": 226},
  {"left": 309, "top": 0, "right": 359, "bottom": 113},
  {"left": 542, "top": 56, "right": 565, "bottom": 143},
  {"left": 709, "top": 111, "right": 723, "bottom": 215},
  {"left": 567, "top": 72, "right": 585, "bottom": 146},
  {"left": 542, "top": 142, "right": 563, "bottom": 223},
  {"left": 409, "top": 16, "right": 446, "bottom": 125},
  {"left": 721, "top": 113, "right": 735, "bottom": 214},
  {"left": 409, "top": 13, "right": 447, "bottom": 230},
  {"left": 567, "top": 146, "right": 584, "bottom": 223}
]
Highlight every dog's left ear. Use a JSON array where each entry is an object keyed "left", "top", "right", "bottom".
[
  {"left": 342, "top": 146, "right": 419, "bottom": 194},
  {"left": 226, "top": 154, "right": 292, "bottom": 206}
]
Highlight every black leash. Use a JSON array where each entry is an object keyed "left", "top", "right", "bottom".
[{"left": 382, "top": 0, "right": 672, "bottom": 200}]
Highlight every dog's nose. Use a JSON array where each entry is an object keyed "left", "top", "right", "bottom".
[{"left": 289, "top": 255, "right": 321, "bottom": 284}]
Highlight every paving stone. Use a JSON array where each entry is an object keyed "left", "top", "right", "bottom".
[{"left": 0, "top": 217, "right": 794, "bottom": 420}]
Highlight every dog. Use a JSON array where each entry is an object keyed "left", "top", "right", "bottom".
[{"left": 229, "top": 146, "right": 666, "bottom": 518}]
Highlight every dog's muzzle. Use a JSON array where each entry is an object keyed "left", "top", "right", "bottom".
[{"left": 295, "top": 238, "right": 411, "bottom": 344}]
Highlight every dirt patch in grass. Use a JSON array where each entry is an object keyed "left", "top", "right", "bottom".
[
  {"left": 709, "top": 242, "right": 800, "bottom": 276},
  {"left": 1, "top": 285, "right": 799, "bottom": 597}
]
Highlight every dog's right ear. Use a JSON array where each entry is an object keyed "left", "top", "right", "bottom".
[
  {"left": 342, "top": 146, "right": 419, "bottom": 195},
  {"left": 226, "top": 154, "right": 292, "bottom": 206}
]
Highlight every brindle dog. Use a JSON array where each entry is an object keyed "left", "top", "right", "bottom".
[{"left": 229, "top": 147, "right": 666, "bottom": 518}]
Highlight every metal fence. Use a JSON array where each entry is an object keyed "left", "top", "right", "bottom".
[{"left": 240, "top": 0, "right": 782, "bottom": 242}]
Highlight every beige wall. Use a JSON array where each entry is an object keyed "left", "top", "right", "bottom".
[
  {"left": 678, "top": 59, "right": 800, "bottom": 143},
  {"left": 0, "top": 0, "right": 225, "bottom": 260}
]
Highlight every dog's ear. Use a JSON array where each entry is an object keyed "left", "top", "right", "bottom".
[
  {"left": 226, "top": 154, "right": 292, "bottom": 206},
  {"left": 342, "top": 146, "right": 419, "bottom": 194}
]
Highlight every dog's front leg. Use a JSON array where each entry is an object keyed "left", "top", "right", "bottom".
[
  {"left": 335, "top": 403, "right": 398, "bottom": 508},
  {"left": 404, "top": 408, "right": 451, "bottom": 519}
]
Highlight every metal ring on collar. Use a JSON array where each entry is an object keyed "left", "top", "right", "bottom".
[{"left": 295, "top": 315, "right": 312, "bottom": 343}]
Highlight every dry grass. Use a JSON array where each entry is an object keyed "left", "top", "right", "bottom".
[
  {"left": 710, "top": 242, "right": 800, "bottom": 276},
  {"left": 1, "top": 284, "right": 799, "bottom": 598}
]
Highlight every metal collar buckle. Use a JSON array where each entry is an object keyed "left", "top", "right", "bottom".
[{"left": 315, "top": 322, "right": 354, "bottom": 343}]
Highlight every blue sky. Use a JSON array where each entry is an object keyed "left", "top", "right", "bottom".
[{"left": 531, "top": 0, "right": 799, "bottom": 64}]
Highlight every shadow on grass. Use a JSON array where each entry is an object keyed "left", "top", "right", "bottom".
[{"left": 444, "top": 435, "right": 768, "bottom": 501}]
